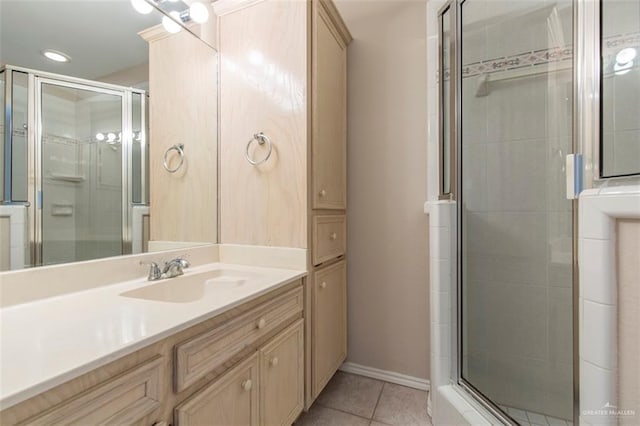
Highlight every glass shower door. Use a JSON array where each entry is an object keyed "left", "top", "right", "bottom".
[
  {"left": 39, "top": 80, "right": 124, "bottom": 265},
  {"left": 459, "top": 0, "right": 574, "bottom": 423}
]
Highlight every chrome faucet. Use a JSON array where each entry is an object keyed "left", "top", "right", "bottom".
[
  {"left": 162, "top": 257, "right": 191, "bottom": 278},
  {"left": 140, "top": 261, "right": 163, "bottom": 281},
  {"left": 140, "top": 257, "right": 190, "bottom": 281}
]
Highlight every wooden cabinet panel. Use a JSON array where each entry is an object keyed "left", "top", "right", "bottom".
[
  {"left": 312, "top": 261, "right": 347, "bottom": 397},
  {"left": 175, "top": 354, "right": 259, "bottom": 426},
  {"left": 146, "top": 29, "right": 218, "bottom": 243},
  {"left": 312, "top": 2, "right": 348, "bottom": 210},
  {"left": 218, "top": 0, "right": 308, "bottom": 248},
  {"left": 259, "top": 319, "right": 304, "bottom": 426},
  {"left": 175, "top": 286, "right": 303, "bottom": 392},
  {"left": 312, "top": 215, "right": 346, "bottom": 266},
  {"left": 23, "top": 356, "right": 163, "bottom": 426}
]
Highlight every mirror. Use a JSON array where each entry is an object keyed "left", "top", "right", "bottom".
[
  {"left": 0, "top": 0, "right": 219, "bottom": 271},
  {"left": 600, "top": 0, "right": 640, "bottom": 178}
]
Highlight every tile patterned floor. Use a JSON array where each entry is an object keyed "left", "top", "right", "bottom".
[
  {"left": 295, "top": 372, "right": 432, "bottom": 426},
  {"left": 499, "top": 405, "right": 573, "bottom": 426}
]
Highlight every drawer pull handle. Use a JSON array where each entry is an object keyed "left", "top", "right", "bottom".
[
  {"left": 153, "top": 422, "right": 168, "bottom": 426},
  {"left": 319, "top": 189, "right": 327, "bottom": 197},
  {"left": 330, "top": 232, "right": 337, "bottom": 240},
  {"left": 257, "top": 318, "right": 267, "bottom": 329},
  {"left": 320, "top": 281, "right": 327, "bottom": 289},
  {"left": 270, "top": 357, "right": 279, "bottom": 367},
  {"left": 242, "top": 379, "right": 253, "bottom": 391}
]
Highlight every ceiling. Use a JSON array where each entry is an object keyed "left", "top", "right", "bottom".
[{"left": 0, "top": 0, "right": 163, "bottom": 81}]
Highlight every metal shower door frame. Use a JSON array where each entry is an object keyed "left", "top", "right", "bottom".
[{"left": 443, "top": 0, "right": 582, "bottom": 424}]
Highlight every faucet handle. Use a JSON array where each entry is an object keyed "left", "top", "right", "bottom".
[{"left": 140, "top": 260, "right": 163, "bottom": 281}]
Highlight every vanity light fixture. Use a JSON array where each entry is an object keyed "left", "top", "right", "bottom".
[
  {"left": 130, "top": 0, "right": 153, "bottom": 14},
  {"left": 130, "top": 0, "right": 209, "bottom": 32},
  {"left": 95, "top": 132, "right": 106, "bottom": 141},
  {"left": 189, "top": 2, "right": 209, "bottom": 24},
  {"left": 162, "top": 11, "right": 183, "bottom": 33},
  {"left": 43, "top": 49, "right": 70, "bottom": 63}
]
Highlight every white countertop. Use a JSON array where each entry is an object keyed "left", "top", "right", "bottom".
[{"left": 0, "top": 263, "right": 306, "bottom": 409}]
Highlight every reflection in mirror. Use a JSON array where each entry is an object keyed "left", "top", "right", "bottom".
[
  {"left": 0, "top": 1, "right": 218, "bottom": 271},
  {"left": 601, "top": 0, "right": 640, "bottom": 178}
]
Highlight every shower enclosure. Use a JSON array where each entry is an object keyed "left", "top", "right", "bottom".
[
  {"left": 438, "top": 0, "right": 575, "bottom": 424},
  {"left": 1, "top": 66, "right": 148, "bottom": 268}
]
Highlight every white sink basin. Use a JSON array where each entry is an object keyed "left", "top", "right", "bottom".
[{"left": 120, "top": 269, "right": 257, "bottom": 303}]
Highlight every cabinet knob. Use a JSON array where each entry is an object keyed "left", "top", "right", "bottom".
[
  {"left": 257, "top": 318, "right": 266, "bottom": 329},
  {"left": 320, "top": 281, "right": 327, "bottom": 289},
  {"left": 330, "top": 232, "right": 337, "bottom": 241},
  {"left": 242, "top": 379, "right": 253, "bottom": 391},
  {"left": 270, "top": 357, "right": 279, "bottom": 367},
  {"left": 319, "top": 189, "right": 327, "bottom": 197}
]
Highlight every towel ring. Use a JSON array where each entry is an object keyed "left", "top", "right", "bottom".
[
  {"left": 245, "top": 132, "right": 272, "bottom": 166},
  {"left": 163, "top": 144, "right": 185, "bottom": 173}
]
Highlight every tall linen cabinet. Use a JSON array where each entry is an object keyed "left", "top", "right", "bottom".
[{"left": 216, "top": 0, "right": 351, "bottom": 408}]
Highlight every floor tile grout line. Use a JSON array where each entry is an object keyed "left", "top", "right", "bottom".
[
  {"left": 314, "top": 401, "right": 376, "bottom": 423},
  {"left": 371, "top": 381, "right": 386, "bottom": 422}
]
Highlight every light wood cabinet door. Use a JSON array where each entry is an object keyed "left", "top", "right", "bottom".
[
  {"left": 175, "top": 354, "right": 259, "bottom": 426},
  {"left": 259, "top": 320, "right": 304, "bottom": 426},
  {"left": 312, "top": 1, "right": 348, "bottom": 210},
  {"left": 312, "top": 261, "right": 347, "bottom": 397}
]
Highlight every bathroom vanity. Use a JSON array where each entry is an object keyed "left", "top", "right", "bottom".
[{"left": 0, "top": 255, "right": 306, "bottom": 426}]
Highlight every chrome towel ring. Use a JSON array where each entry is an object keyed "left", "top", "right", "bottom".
[
  {"left": 163, "top": 143, "right": 185, "bottom": 173},
  {"left": 245, "top": 132, "right": 272, "bottom": 166}
]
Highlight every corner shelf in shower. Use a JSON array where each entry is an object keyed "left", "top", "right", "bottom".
[{"left": 48, "top": 173, "right": 86, "bottom": 183}]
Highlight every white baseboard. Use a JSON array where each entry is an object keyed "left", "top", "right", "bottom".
[{"left": 340, "top": 362, "right": 431, "bottom": 392}]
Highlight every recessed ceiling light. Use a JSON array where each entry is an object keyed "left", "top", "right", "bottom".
[{"left": 43, "top": 50, "right": 71, "bottom": 63}]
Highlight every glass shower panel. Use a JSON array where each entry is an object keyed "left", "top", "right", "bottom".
[
  {"left": 131, "top": 92, "right": 148, "bottom": 204},
  {"left": 440, "top": 6, "right": 452, "bottom": 196},
  {"left": 460, "top": 0, "right": 574, "bottom": 423},
  {"left": 40, "top": 82, "right": 123, "bottom": 265},
  {"left": 11, "top": 71, "right": 28, "bottom": 201}
]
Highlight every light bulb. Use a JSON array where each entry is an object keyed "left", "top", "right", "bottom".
[
  {"left": 130, "top": 0, "right": 153, "bottom": 14},
  {"left": 162, "top": 11, "right": 182, "bottom": 34},
  {"left": 107, "top": 132, "right": 116, "bottom": 142},
  {"left": 616, "top": 48, "right": 637, "bottom": 65},
  {"left": 95, "top": 132, "right": 105, "bottom": 141},
  {"left": 189, "top": 2, "right": 209, "bottom": 24}
]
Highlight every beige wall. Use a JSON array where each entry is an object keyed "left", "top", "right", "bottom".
[
  {"left": 617, "top": 219, "right": 640, "bottom": 426},
  {"left": 334, "top": 0, "right": 430, "bottom": 380}
]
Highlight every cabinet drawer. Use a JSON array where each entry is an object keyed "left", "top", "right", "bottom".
[
  {"left": 259, "top": 319, "right": 304, "bottom": 426},
  {"left": 312, "top": 261, "right": 347, "bottom": 398},
  {"left": 174, "top": 286, "right": 303, "bottom": 392},
  {"left": 23, "top": 357, "right": 163, "bottom": 426},
  {"left": 312, "top": 215, "right": 346, "bottom": 266},
  {"left": 175, "top": 353, "right": 259, "bottom": 426}
]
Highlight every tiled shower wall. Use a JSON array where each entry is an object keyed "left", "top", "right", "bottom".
[{"left": 460, "top": 1, "right": 574, "bottom": 420}]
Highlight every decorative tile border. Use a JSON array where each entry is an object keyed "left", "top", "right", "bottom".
[{"left": 440, "top": 31, "right": 639, "bottom": 82}]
